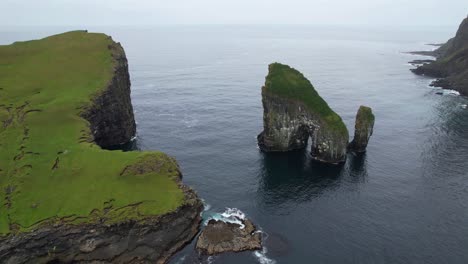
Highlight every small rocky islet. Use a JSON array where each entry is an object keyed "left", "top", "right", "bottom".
[
  {"left": 257, "top": 63, "right": 375, "bottom": 164},
  {"left": 196, "top": 218, "right": 262, "bottom": 255}
]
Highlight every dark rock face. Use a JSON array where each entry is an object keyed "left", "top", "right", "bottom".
[
  {"left": 258, "top": 91, "right": 348, "bottom": 164},
  {"left": 81, "top": 41, "right": 136, "bottom": 148},
  {"left": 0, "top": 186, "right": 203, "bottom": 264},
  {"left": 411, "top": 16, "right": 468, "bottom": 96},
  {"left": 349, "top": 106, "right": 375, "bottom": 153},
  {"left": 196, "top": 219, "right": 262, "bottom": 255}
]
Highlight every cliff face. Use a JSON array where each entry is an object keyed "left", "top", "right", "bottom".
[
  {"left": 0, "top": 186, "right": 203, "bottom": 264},
  {"left": 411, "top": 16, "right": 468, "bottom": 95},
  {"left": 0, "top": 31, "right": 203, "bottom": 264},
  {"left": 349, "top": 106, "right": 375, "bottom": 153},
  {"left": 81, "top": 41, "right": 136, "bottom": 147},
  {"left": 258, "top": 63, "right": 349, "bottom": 164}
]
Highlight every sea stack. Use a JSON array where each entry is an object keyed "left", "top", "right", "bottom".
[
  {"left": 257, "top": 63, "right": 349, "bottom": 164},
  {"left": 349, "top": 106, "right": 375, "bottom": 153}
]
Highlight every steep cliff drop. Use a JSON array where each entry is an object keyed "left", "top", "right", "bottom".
[
  {"left": 411, "top": 16, "right": 468, "bottom": 96},
  {"left": 349, "top": 106, "right": 375, "bottom": 153},
  {"left": 81, "top": 40, "right": 136, "bottom": 148},
  {"left": 257, "top": 63, "right": 349, "bottom": 164},
  {"left": 0, "top": 31, "right": 202, "bottom": 263}
]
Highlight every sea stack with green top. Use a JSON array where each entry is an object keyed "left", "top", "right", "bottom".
[
  {"left": 0, "top": 31, "right": 202, "bottom": 263},
  {"left": 257, "top": 63, "right": 349, "bottom": 164},
  {"left": 349, "top": 106, "right": 375, "bottom": 153}
]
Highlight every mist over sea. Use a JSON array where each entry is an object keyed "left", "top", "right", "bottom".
[{"left": 2, "top": 25, "right": 468, "bottom": 263}]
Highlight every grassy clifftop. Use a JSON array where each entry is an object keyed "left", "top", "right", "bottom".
[
  {"left": 0, "top": 31, "right": 184, "bottom": 235},
  {"left": 264, "top": 63, "right": 348, "bottom": 137}
]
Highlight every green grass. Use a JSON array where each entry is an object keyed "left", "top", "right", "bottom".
[
  {"left": 0, "top": 31, "right": 184, "bottom": 235},
  {"left": 357, "top": 106, "right": 375, "bottom": 123},
  {"left": 264, "top": 63, "right": 348, "bottom": 137}
]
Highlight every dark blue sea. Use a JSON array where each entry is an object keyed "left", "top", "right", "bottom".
[{"left": 2, "top": 25, "right": 468, "bottom": 264}]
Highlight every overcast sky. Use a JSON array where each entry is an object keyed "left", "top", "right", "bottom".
[{"left": 1, "top": 0, "right": 467, "bottom": 27}]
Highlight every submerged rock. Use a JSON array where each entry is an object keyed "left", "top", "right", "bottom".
[
  {"left": 257, "top": 63, "right": 349, "bottom": 164},
  {"left": 349, "top": 106, "right": 375, "bottom": 153},
  {"left": 196, "top": 218, "right": 262, "bottom": 255}
]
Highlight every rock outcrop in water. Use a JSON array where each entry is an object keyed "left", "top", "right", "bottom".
[
  {"left": 349, "top": 106, "right": 375, "bottom": 153},
  {"left": 257, "top": 63, "right": 349, "bottom": 164},
  {"left": 411, "top": 16, "right": 468, "bottom": 96},
  {"left": 196, "top": 218, "right": 262, "bottom": 255}
]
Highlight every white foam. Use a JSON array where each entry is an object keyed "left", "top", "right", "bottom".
[
  {"left": 207, "top": 256, "right": 215, "bottom": 264},
  {"left": 201, "top": 199, "right": 211, "bottom": 212},
  {"left": 174, "top": 255, "right": 186, "bottom": 264},
  {"left": 221, "top": 208, "right": 246, "bottom": 220},
  {"left": 254, "top": 247, "right": 276, "bottom": 264},
  {"left": 462, "top": 104, "right": 467, "bottom": 109},
  {"left": 204, "top": 208, "right": 247, "bottom": 229},
  {"left": 444, "top": 89, "right": 460, "bottom": 96}
]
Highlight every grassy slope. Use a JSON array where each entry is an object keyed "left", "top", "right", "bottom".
[
  {"left": 0, "top": 31, "right": 183, "bottom": 235},
  {"left": 264, "top": 63, "right": 348, "bottom": 137}
]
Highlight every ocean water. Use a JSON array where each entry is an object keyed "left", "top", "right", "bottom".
[{"left": 2, "top": 25, "right": 468, "bottom": 264}]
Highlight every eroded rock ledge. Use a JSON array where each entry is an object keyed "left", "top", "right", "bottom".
[
  {"left": 258, "top": 63, "right": 349, "bottom": 164},
  {"left": 0, "top": 186, "right": 203, "bottom": 264}
]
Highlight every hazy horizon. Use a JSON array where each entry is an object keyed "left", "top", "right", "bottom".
[{"left": 2, "top": 0, "right": 467, "bottom": 28}]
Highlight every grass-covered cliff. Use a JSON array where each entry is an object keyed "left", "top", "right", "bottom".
[
  {"left": 258, "top": 63, "right": 349, "bottom": 164},
  {"left": 0, "top": 31, "right": 185, "bottom": 236},
  {"left": 264, "top": 63, "right": 348, "bottom": 137},
  {"left": 411, "top": 16, "right": 468, "bottom": 95}
]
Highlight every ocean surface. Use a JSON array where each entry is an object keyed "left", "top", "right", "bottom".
[{"left": 2, "top": 25, "right": 468, "bottom": 264}]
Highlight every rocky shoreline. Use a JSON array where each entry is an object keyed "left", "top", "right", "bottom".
[
  {"left": 410, "top": 16, "right": 468, "bottom": 96},
  {"left": 0, "top": 186, "right": 203, "bottom": 264}
]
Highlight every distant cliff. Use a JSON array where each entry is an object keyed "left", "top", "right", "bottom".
[
  {"left": 0, "top": 31, "right": 202, "bottom": 263},
  {"left": 411, "top": 16, "right": 468, "bottom": 95},
  {"left": 258, "top": 63, "right": 349, "bottom": 164}
]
